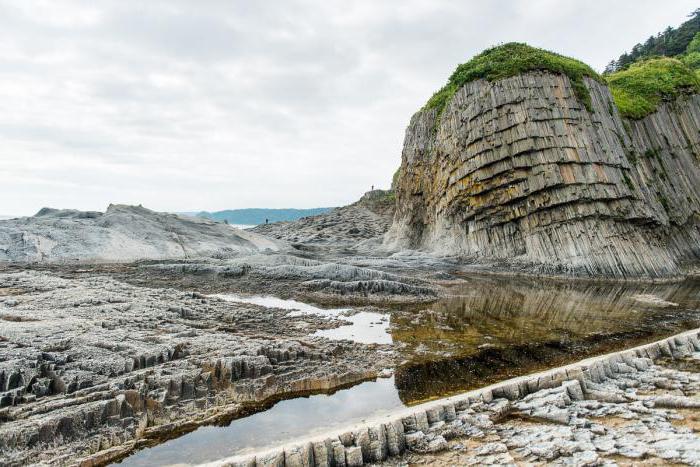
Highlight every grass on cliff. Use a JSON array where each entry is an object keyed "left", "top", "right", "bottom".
[
  {"left": 424, "top": 43, "right": 602, "bottom": 115},
  {"left": 606, "top": 57, "right": 700, "bottom": 119}
]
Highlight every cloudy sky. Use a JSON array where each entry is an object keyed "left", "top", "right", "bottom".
[{"left": 0, "top": 0, "right": 696, "bottom": 215}]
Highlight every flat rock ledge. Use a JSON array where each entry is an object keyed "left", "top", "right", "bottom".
[{"left": 205, "top": 329, "right": 700, "bottom": 467}]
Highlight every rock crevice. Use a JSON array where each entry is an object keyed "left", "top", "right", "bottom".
[{"left": 386, "top": 72, "right": 700, "bottom": 278}]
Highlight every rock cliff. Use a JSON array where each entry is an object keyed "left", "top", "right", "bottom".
[{"left": 386, "top": 69, "right": 700, "bottom": 278}]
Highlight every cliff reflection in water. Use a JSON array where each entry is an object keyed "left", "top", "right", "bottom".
[{"left": 391, "top": 275, "right": 700, "bottom": 404}]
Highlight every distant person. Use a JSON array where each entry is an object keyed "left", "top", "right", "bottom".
[
  {"left": 265, "top": 218, "right": 269, "bottom": 224},
  {"left": 371, "top": 185, "right": 374, "bottom": 191}
]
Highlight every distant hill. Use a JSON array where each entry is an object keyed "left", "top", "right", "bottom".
[
  {"left": 605, "top": 9, "right": 700, "bottom": 72},
  {"left": 189, "top": 208, "right": 334, "bottom": 225}
]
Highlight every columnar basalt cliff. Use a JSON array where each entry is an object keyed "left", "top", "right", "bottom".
[{"left": 385, "top": 68, "right": 700, "bottom": 278}]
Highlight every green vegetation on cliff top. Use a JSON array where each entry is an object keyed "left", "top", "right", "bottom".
[
  {"left": 423, "top": 42, "right": 700, "bottom": 122},
  {"left": 424, "top": 43, "right": 602, "bottom": 115},
  {"left": 606, "top": 57, "right": 700, "bottom": 119},
  {"left": 606, "top": 9, "right": 700, "bottom": 73}
]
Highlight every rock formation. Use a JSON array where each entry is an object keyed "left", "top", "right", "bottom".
[
  {"left": 0, "top": 204, "right": 286, "bottom": 262},
  {"left": 252, "top": 190, "right": 395, "bottom": 248},
  {"left": 0, "top": 271, "right": 385, "bottom": 465},
  {"left": 386, "top": 70, "right": 700, "bottom": 278}
]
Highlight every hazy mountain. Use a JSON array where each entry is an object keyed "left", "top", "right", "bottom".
[{"left": 188, "top": 208, "right": 334, "bottom": 225}]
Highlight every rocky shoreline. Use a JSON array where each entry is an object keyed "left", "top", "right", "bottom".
[
  {"left": 2, "top": 262, "right": 698, "bottom": 466},
  {"left": 204, "top": 329, "right": 700, "bottom": 467},
  {"left": 0, "top": 270, "right": 391, "bottom": 466}
]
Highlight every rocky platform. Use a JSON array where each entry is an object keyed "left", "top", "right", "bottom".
[
  {"left": 252, "top": 191, "right": 395, "bottom": 251},
  {"left": 133, "top": 253, "right": 441, "bottom": 305},
  {"left": 0, "top": 270, "right": 390, "bottom": 466},
  {"left": 0, "top": 204, "right": 286, "bottom": 263},
  {"left": 386, "top": 71, "right": 700, "bottom": 279},
  {"left": 205, "top": 329, "right": 700, "bottom": 467}
]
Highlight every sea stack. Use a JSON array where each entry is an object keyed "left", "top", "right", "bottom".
[{"left": 386, "top": 43, "right": 700, "bottom": 278}]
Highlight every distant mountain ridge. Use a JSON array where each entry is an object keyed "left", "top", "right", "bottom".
[{"left": 190, "top": 207, "right": 334, "bottom": 225}]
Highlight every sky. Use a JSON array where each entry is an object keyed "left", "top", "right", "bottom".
[{"left": 0, "top": 0, "right": 697, "bottom": 215}]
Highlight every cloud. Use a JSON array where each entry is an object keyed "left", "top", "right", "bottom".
[{"left": 0, "top": 0, "right": 697, "bottom": 215}]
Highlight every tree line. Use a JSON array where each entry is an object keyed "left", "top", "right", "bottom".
[{"left": 605, "top": 9, "right": 700, "bottom": 73}]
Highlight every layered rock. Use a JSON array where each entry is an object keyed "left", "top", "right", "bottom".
[
  {"left": 0, "top": 204, "right": 287, "bottom": 263},
  {"left": 0, "top": 271, "right": 384, "bottom": 465},
  {"left": 252, "top": 190, "right": 395, "bottom": 248},
  {"left": 385, "top": 72, "right": 700, "bottom": 278}
]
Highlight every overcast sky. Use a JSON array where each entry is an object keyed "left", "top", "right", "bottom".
[{"left": 0, "top": 1, "right": 697, "bottom": 215}]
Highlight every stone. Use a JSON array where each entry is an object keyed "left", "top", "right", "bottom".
[
  {"left": 284, "top": 444, "right": 314, "bottom": 467},
  {"left": 256, "top": 452, "right": 284, "bottom": 467},
  {"left": 385, "top": 72, "right": 700, "bottom": 280},
  {"left": 572, "top": 450, "right": 598, "bottom": 466},
  {"left": 368, "top": 424, "right": 388, "bottom": 462},
  {"left": 414, "top": 411, "right": 430, "bottom": 432},
  {"left": 405, "top": 431, "right": 427, "bottom": 451},
  {"left": 312, "top": 440, "right": 332, "bottom": 467},
  {"left": 331, "top": 440, "right": 346, "bottom": 467},
  {"left": 352, "top": 428, "right": 370, "bottom": 462},
  {"left": 475, "top": 442, "right": 508, "bottom": 456},
  {"left": 386, "top": 419, "right": 406, "bottom": 455},
  {"left": 343, "top": 446, "right": 363, "bottom": 467}
]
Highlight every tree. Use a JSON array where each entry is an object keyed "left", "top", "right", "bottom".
[
  {"left": 608, "top": 10, "right": 700, "bottom": 69},
  {"left": 604, "top": 60, "right": 618, "bottom": 74},
  {"left": 687, "top": 32, "right": 700, "bottom": 54}
]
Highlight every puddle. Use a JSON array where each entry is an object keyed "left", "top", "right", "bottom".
[
  {"left": 210, "top": 293, "right": 347, "bottom": 316},
  {"left": 114, "top": 377, "right": 403, "bottom": 466},
  {"left": 212, "top": 294, "right": 390, "bottom": 344},
  {"left": 390, "top": 276, "right": 700, "bottom": 402},
  {"left": 313, "top": 311, "right": 391, "bottom": 344},
  {"left": 118, "top": 277, "right": 700, "bottom": 466}
]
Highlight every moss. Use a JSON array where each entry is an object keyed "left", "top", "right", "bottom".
[
  {"left": 424, "top": 43, "right": 602, "bottom": 116},
  {"left": 622, "top": 172, "right": 634, "bottom": 191},
  {"left": 644, "top": 148, "right": 661, "bottom": 160},
  {"left": 606, "top": 57, "right": 700, "bottom": 119}
]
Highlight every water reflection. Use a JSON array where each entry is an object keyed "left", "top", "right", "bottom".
[
  {"left": 212, "top": 293, "right": 391, "bottom": 344},
  {"left": 116, "top": 276, "right": 700, "bottom": 466},
  {"left": 391, "top": 276, "right": 700, "bottom": 402},
  {"left": 115, "top": 378, "right": 403, "bottom": 467}
]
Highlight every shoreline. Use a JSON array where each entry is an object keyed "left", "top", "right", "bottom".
[{"left": 199, "top": 327, "right": 700, "bottom": 467}]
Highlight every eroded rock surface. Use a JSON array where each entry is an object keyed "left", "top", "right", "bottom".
[
  {"left": 140, "top": 253, "right": 439, "bottom": 304},
  {"left": 252, "top": 190, "right": 395, "bottom": 250},
  {"left": 0, "top": 204, "right": 286, "bottom": 263},
  {"left": 0, "top": 271, "right": 387, "bottom": 465},
  {"left": 387, "top": 355, "right": 700, "bottom": 466},
  {"left": 386, "top": 72, "right": 700, "bottom": 278},
  {"left": 209, "top": 331, "right": 700, "bottom": 467}
]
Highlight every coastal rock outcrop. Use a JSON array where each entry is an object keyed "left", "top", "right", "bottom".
[
  {"left": 253, "top": 190, "right": 395, "bottom": 249},
  {"left": 0, "top": 270, "right": 385, "bottom": 465},
  {"left": 0, "top": 204, "right": 286, "bottom": 263},
  {"left": 386, "top": 70, "right": 700, "bottom": 278}
]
